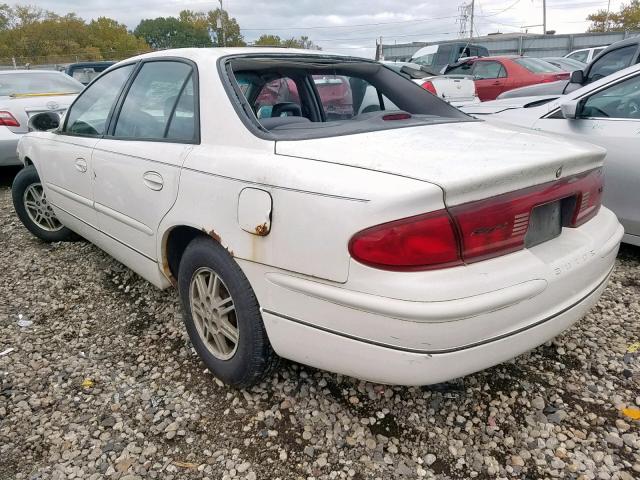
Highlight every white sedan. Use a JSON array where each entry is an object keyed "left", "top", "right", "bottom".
[
  {"left": 13, "top": 48, "right": 622, "bottom": 387},
  {"left": 382, "top": 61, "right": 480, "bottom": 107},
  {"left": 0, "top": 70, "right": 82, "bottom": 166},
  {"left": 462, "top": 63, "right": 640, "bottom": 247}
]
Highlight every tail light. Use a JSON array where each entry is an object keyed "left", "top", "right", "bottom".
[
  {"left": 349, "top": 169, "right": 603, "bottom": 271},
  {"left": 348, "top": 210, "right": 462, "bottom": 271},
  {"left": 0, "top": 111, "right": 19, "bottom": 127},
  {"left": 420, "top": 81, "right": 437, "bottom": 95}
]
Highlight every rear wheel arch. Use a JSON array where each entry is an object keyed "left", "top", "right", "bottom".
[
  {"left": 162, "top": 225, "right": 207, "bottom": 283},
  {"left": 162, "top": 224, "right": 236, "bottom": 282},
  {"left": 23, "top": 157, "right": 33, "bottom": 167}
]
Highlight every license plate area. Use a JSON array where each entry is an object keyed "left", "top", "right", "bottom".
[{"left": 525, "top": 200, "right": 563, "bottom": 248}]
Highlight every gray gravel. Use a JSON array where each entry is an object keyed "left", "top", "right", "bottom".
[{"left": 1, "top": 167, "right": 639, "bottom": 480}]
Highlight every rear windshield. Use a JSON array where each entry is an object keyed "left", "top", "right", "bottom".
[
  {"left": 0, "top": 72, "right": 83, "bottom": 96},
  {"left": 223, "top": 55, "right": 471, "bottom": 140},
  {"left": 513, "top": 58, "right": 562, "bottom": 74}
]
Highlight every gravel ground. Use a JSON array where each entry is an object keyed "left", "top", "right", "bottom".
[{"left": 0, "top": 167, "right": 639, "bottom": 480}]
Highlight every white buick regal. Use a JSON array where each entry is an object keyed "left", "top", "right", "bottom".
[{"left": 13, "top": 48, "right": 623, "bottom": 388}]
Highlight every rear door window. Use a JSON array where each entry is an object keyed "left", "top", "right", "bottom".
[
  {"left": 587, "top": 45, "right": 637, "bottom": 83},
  {"left": 113, "top": 61, "right": 193, "bottom": 140}
]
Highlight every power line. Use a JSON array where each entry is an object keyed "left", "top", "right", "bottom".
[{"left": 477, "top": 0, "right": 523, "bottom": 17}]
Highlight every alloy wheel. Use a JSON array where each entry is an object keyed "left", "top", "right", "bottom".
[
  {"left": 189, "top": 267, "right": 239, "bottom": 360},
  {"left": 22, "top": 183, "right": 62, "bottom": 232}
]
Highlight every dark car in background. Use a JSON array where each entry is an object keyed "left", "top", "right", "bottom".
[
  {"left": 410, "top": 42, "right": 489, "bottom": 72},
  {"left": 499, "top": 37, "right": 640, "bottom": 99},
  {"left": 64, "top": 61, "right": 115, "bottom": 85}
]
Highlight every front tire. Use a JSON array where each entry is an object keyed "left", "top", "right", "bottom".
[
  {"left": 178, "top": 236, "right": 277, "bottom": 388},
  {"left": 12, "top": 165, "right": 74, "bottom": 242}
]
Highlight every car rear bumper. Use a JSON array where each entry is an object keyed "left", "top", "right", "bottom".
[
  {"left": 252, "top": 207, "right": 623, "bottom": 385},
  {"left": 262, "top": 268, "right": 609, "bottom": 385},
  {"left": 0, "top": 127, "right": 21, "bottom": 166}
]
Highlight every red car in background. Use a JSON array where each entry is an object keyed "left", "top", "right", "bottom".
[
  {"left": 255, "top": 75, "right": 353, "bottom": 119},
  {"left": 446, "top": 56, "right": 570, "bottom": 101}
]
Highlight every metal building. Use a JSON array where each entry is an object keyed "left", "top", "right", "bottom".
[{"left": 382, "top": 31, "right": 640, "bottom": 61}]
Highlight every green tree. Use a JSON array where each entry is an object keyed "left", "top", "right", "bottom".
[
  {"left": 588, "top": 0, "right": 640, "bottom": 32},
  {"left": 254, "top": 34, "right": 281, "bottom": 46},
  {"left": 0, "top": 5, "right": 148, "bottom": 64},
  {"left": 282, "top": 35, "right": 321, "bottom": 50},
  {"left": 88, "top": 17, "right": 149, "bottom": 59},
  {"left": 253, "top": 34, "right": 321, "bottom": 50},
  {"left": 134, "top": 16, "right": 212, "bottom": 49},
  {"left": 206, "top": 8, "right": 245, "bottom": 46}
]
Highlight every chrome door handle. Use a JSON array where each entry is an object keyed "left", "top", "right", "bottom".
[
  {"left": 75, "top": 158, "right": 87, "bottom": 173},
  {"left": 142, "top": 171, "right": 164, "bottom": 191}
]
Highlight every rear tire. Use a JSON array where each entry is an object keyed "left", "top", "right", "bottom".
[
  {"left": 12, "top": 165, "right": 74, "bottom": 242},
  {"left": 178, "top": 236, "right": 278, "bottom": 388}
]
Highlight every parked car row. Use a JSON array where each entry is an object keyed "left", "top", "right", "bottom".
[{"left": 10, "top": 48, "right": 623, "bottom": 390}]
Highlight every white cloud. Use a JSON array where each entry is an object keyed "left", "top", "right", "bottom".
[{"left": 36, "top": 0, "right": 626, "bottom": 57}]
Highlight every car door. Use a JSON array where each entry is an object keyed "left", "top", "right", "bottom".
[
  {"left": 534, "top": 72, "right": 640, "bottom": 242},
  {"left": 472, "top": 61, "right": 508, "bottom": 101},
  {"left": 92, "top": 59, "right": 197, "bottom": 260},
  {"left": 41, "top": 64, "right": 135, "bottom": 229}
]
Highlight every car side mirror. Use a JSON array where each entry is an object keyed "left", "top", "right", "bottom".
[
  {"left": 560, "top": 99, "right": 580, "bottom": 119},
  {"left": 28, "top": 111, "right": 61, "bottom": 132},
  {"left": 570, "top": 69, "right": 584, "bottom": 84}
]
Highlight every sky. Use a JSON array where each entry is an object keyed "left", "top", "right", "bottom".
[{"left": 39, "top": 0, "right": 625, "bottom": 57}]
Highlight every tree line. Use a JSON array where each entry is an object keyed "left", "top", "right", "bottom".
[
  {"left": 0, "top": 3, "right": 319, "bottom": 65},
  {"left": 588, "top": 0, "right": 640, "bottom": 32}
]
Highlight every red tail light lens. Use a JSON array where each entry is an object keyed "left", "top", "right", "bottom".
[
  {"left": 571, "top": 168, "right": 604, "bottom": 226},
  {"left": 349, "top": 169, "right": 603, "bottom": 271},
  {"left": 0, "top": 111, "right": 19, "bottom": 127},
  {"left": 348, "top": 210, "right": 462, "bottom": 271},
  {"left": 451, "top": 168, "right": 603, "bottom": 263},
  {"left": 421, "top": 80, "right": 437, "bottom": 95}
]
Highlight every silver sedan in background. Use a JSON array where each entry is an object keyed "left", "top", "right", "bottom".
[
  {"left": 462, "top": 63, "right": 640, "bottom": 247},
  {"left": 0, "top": 70, "right": 83, "bottom": 166}
]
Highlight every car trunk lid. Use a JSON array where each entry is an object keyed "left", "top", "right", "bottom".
[{"left": 275, "top": 120, "right": 605, "bottom": 207}]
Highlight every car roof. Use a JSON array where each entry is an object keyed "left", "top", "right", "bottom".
[
  {"left": 119, "top": 47, "right": 353, "bottom": 65},
  {"left": 598, "top": 37, "right": 639, "bottom": 54}
]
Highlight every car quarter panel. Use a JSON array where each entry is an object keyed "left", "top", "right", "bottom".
[
  {"left": 242, "top": 206, "right": 621, "bottom": 355},
  {"left": 161, "top": 145, "right": 446, "bottom": 283}
]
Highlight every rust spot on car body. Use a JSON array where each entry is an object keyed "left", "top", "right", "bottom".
[
  {"left": 254, "top": 223, "right": 269, "bottom": 236},
  {"left": 204, "top": 228, "right": 221, "bottom": 243}
]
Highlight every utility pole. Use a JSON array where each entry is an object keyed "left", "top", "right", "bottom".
[
  {"left": 542, "top": 0, "right": 547, "bottom": 34},
  {"left": 218, "top": 0, "right": 225, "bottom": 47},
  {"left": 470, "top": 0, "right": 475, "bottom": 38},
  {"left": 605, "top": 0, "right": 612, "bottom": 31}
]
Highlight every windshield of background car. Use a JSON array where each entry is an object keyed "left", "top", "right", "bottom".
[
  {"left": 513, "top": 58, "right": 562, "bottom": 73},
  {"left": 587, "top": 45, "right": 637, "bottom": 83},
  {"left": 225, "top": 56, "right": 470, "bottom": 140},
  {"left": 0, "top": 72, "right": 83, "bottom": 96}
]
